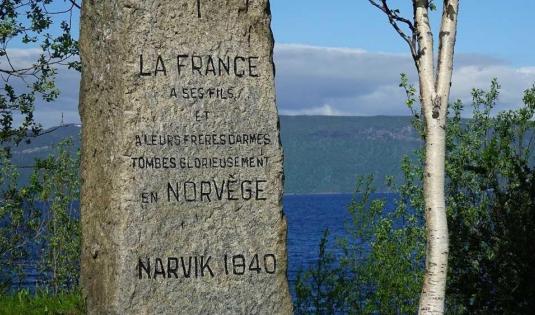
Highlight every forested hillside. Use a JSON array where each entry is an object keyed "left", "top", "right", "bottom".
[{"left": 280, "top": 116, "right": 419, "bottom": 193}]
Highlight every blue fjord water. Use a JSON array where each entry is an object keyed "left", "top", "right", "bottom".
[
  {"left": 285, "top": 193, "right": 353, "bottom": 281},
  {"left": 285, "top": 193, "right": 397, "bottom": 285}
]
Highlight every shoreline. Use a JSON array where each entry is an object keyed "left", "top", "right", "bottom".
[{"left": 283, "top": 191, "right": 395, "bottom": 196}]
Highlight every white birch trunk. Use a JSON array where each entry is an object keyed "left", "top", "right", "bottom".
[
  {"left": 414, "top": 1, "right": 459, "bottom": 314},
  {"left": 368, "top": 1, "right": 459, "bottom": 312}
]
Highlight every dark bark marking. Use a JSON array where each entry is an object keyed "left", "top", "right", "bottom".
[{"left": 432, "top": 96, "right": 441, "bottom": 119}]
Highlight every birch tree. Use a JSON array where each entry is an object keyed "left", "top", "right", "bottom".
[{"left": 368, "top": 1, "right": 459, "bottom": 313}]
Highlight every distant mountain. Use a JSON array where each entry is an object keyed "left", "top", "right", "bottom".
[
  {"left": 279, "top": 116, "right": 420, "bottom": 193},
  {"left": 8, "top": 117, "right": 421, "bottom": 193}
]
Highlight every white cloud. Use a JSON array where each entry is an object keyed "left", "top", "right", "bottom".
[
  {"left": 276, "top": 43, "right": 367, "bottom": 56},
  {"left": 451, "top": 65, "right": 535, "bottom": 111},
  {"left": 274, "top": 44, "right": 535, "bottom": 116},
  {"left": 3, "top": 44, "right": 535, "bottom": 127},
  {"left": 280, "top": 104, "right": 349, "bottom": 116},
  {"left": 2, "top": 48, "right": 43, "bottom": 69}
]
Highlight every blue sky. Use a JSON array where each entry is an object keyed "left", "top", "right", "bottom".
[
  {"left": 6, "top": 1, "right": 535, "bottom": 125},
  {"left": 270, "top": 1, "right": 535, "bottom": 116},
  {"left": 271, "top": 1, "right": 535, "bottom": 67}
]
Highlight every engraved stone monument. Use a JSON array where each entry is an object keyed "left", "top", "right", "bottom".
[{"left": 79, "top": 0, "right": 292, "bottom": 313}]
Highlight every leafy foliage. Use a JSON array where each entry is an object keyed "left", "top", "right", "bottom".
[
  {"left": 294, "top": 229, "right": 344, "bottom": 314},
  {"left": 30, "top": 138, "right": 80, "bottom": 293},
  {"left": 0, "top": 0, "right": 81, "bottom": 299},
  {"left": 295, "top": 80, "right": 535, "bottom": 314},
  {"left": 0, "top": 0, "right": 80, "bottom": 145},
  {"left": 335, "top": 174, "right": 424, "bottom": 314},
  {"left": 0, "top": 147, "right": 36, "bottom": 292},
  {"left": 295, "top": 172, "right": 426, "bottom": 314},
  {"left": 0, "top": 138, "right": 80, "bottom": 294},
  {"left": 446, "top": 80, "right": 535, "bottom": 314}
]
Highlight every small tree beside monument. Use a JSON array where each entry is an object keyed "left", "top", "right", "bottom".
[{"left": 369, "top": 1, "right": 459, "bottom": 313}]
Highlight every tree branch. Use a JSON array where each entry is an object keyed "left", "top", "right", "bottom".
[
  {"left": 0, "top": 54, "right": 76, "bottom": 79},
  {"left": 434, "top": 0, "right": 459, "bottom": 117},
  {"left": 368, "top": 0, "right": 418, "bottom": 60},
  {"left": 413, "top": 0, "right": 436, "bottom": 120},
  {"left": 68, "top": 0, "right": 81, "bottom": 9}
]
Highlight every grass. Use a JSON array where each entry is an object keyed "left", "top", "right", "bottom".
[{"left": 0, "top": 290, "right": 84, "bottom": 315}]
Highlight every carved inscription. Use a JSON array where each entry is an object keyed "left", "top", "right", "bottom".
[
  {"left": 137, "top": 253, "right": 277, "bottom": 279},
  {"left": 132, "top": 48, "right": 278, "bottom": 278},
  {"left": 139, "top": 54, "right": 260, "bottom": 77}
]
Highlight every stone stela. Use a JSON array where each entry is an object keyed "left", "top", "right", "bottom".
[{"left": 79, "top": 1, "right": 292, "bottom": 314}]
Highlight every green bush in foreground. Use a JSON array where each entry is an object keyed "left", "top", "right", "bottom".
[
  {"left": 0, "top": 290, "right": 84, "bottom": 315},
  {"left": 1, "top": 139, "right": 81, "bottom": 313},
  {"left": 1, "top": 139, "right": 80, "bottom": 293},
  {"left": 295, "top": 80, "right": 535, "bottom": 314},
  {"left": 446, "top": 81, "right": 535, "bottom": 313}
]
